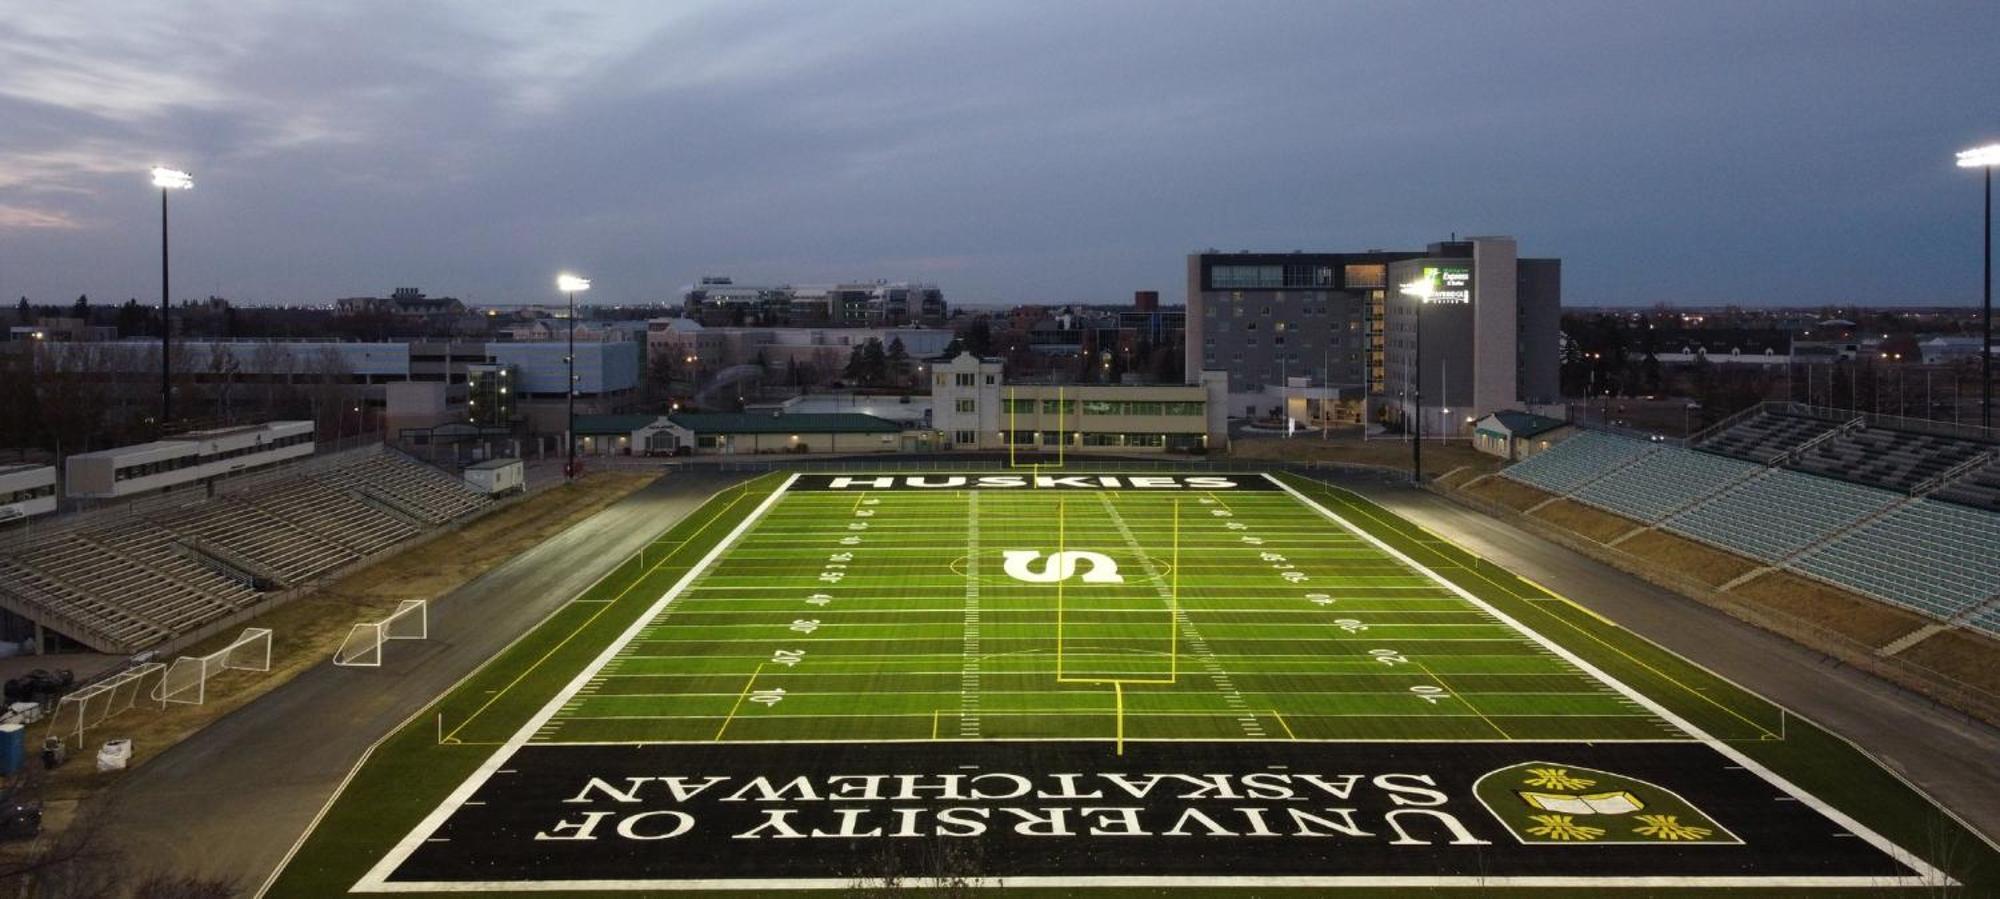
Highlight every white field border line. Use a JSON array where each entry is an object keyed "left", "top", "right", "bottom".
[
  {"left": 352, "top": 472, "right": 1950, "bottom": 893},
  {"left": 258, "top": 475, "right": 774, "bottom": 899},
  {"left": 351, "top": 472, "right": 801, "bottom": 894},
  {"left": 1263, "top": 473, "right": 1951, "bottom": 888}
]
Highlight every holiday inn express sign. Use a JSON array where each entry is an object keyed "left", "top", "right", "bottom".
[{"left": 1423, "top": 266, "right": 1472, "bottom": 304}]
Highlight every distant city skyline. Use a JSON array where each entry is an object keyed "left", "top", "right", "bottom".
[{"left": 1, "top": 1, "right": 1996, "bottom": 309}]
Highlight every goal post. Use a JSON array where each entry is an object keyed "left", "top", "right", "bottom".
[
  {"left": 48, "top": 662, "right": 165, "bottom": 749},
  {"left": 154, "top": 627, "right": 274, "bottom": 706},
  {"left": 334, "top": 600, "right": 428, "bottom": 668}
]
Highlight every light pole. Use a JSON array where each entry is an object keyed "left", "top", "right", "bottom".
[
  {"left": 1399, "top": 277, "right": 1435, "bottom": 484},
  {"left": 557, "top": 274, "right": 591, "bottom": 480},
  {"left": 151, "top": 166, "right": 192, "bottom": 428},
  {"left": 1960, "top": 144, "right": 2000, "bottom": 428}
]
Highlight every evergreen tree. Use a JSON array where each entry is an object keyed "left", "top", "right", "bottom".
[
  {"left": 72, "top": 294, "right": 89, "bottom": 321},
  {"left": 884, "top": 337, "right": 910, "bottom": 385},
  {"left": 14, "top": 298, "right": 28, "bottom": 325},
  {"left": 964, "top": 317, "right": 994, "bottom": 357}
]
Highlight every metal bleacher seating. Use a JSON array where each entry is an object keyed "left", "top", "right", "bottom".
[
  {"left": 1792, "top": 500, "right": 2000, "bottom": 629},
  {"left": 1931, "top": 457, "right": 2000, "bottom": 512},
  {"left": 1658, "top": 468, "right": 1900, "bottom": 561},
  {"left": 0, "top": 446, "right": 493, "bottom": 654},
  {"left": 1696, "top": 411, "right": 1842, "bottom": 463},
  {"left": 1498, "top": 431, "right": 1657, "bottom": 495},
  {"left": 314, "top": 453, "right": 488, "bottom": 525},
  {"left": 1570, "top": 446, "right": 1763, "bottom": 524},
  {"left": 1790, "top": 427, "right": 1993, "bottom": 494}
]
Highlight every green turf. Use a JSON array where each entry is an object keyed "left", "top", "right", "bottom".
[{"left": 265, "top": 470, "right": 1999, "bottom": 897}]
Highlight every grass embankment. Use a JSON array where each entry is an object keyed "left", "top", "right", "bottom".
[
  {"left": 1228, "top": 435, "right": 1498, "bottom": 476},
  {"left": 1278, "top": 474, "right": 1998, "bottom": 894},
  {"left": 1531, "top": 498, "right": 1640, "bottom": 543},
  {"left": 266, "top": 474, "right": 782, "bottom": 897}
]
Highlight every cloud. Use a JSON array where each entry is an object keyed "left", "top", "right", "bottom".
[{"left": 0, "top": 205, "right": 84, "bottom": 230}]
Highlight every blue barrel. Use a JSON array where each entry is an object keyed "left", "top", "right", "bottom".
[{"left": 0, "top": 724, "right": 23, "bottom": 776}]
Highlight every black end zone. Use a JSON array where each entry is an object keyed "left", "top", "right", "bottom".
[{"left": 379, "top": 740, "right": 1924, "bottom": 889}]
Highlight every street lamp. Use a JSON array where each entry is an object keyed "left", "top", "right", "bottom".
[
  {"left": 151, "top": 166, "right": 192, "bottom": 428},
  {"left": 557, "top": 273, "right": 590, "bottom": 480},
  {"left": 1399, "top": 277, "right": 1435, "bottom": 483},
  {"left": 1958, "top": 143, "right": 2000, "bottom": 428}
]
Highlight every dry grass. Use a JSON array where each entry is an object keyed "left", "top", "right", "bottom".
[
  {"left": 1531, "top": 499, "right": 1642, "bottom": 544},
  {"left": 38, "top": 472, "right": 656, "bottom": 800},
  {"left": 1460, "top": 476, "right": 1554, "bottom": 511},
  {"left": 1724, "top": 571, "right": 1929, "bottom": 649},
  {"left": 1615, "top": 529, "right": 1761, "bottom": 588},
  {"left": 1227, "top": 436, "right": 1499, "bottom": 475},
  {"left": 1894, "top": 628, "right": 2000, "bottom": 701}
]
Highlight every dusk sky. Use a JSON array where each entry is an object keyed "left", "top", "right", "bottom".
[{"left": 2, "top": 1, "right": 1996, "bottom": 308}]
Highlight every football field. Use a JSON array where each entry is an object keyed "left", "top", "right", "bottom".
[
  {"left": 537, "top": 475, "right": 1676, "bottom": 745},
  {"left": 284, "top": 471, "right": 1986, "bottom": 894}
]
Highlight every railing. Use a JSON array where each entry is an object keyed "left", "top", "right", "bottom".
[
  {"left": 1914, "top": 449, "right": 1998, "bottom": 497},
  {"left": 1775, "top": 415, "right": 1865, "bottom": 466}
]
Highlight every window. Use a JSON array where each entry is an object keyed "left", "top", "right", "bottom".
[
  {"left": 984, "top": 375, "right": 996, "bottom": 385},
  {"left": 1040, "top": 399, "right": 1075, "bottom": 415},
  {"left": 955, "top": 399, "right": 977, "bottom": 413},
  {"left": 1212, "top": 265, "right": 1281, "bottom": 288},
  {"left": 953, "top": 430, "right": 977, "bottom": 444},
  {"left": 1344, "top": 264, "right": 1386, "bottom": 288},
  {"left": 1003, "top": 397, "right": 1036, "bottom": 413}
]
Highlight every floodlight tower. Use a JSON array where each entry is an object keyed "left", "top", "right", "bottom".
[
  {"left": 151, "top": 166, "right": 193, "bottom": 427},
  {"left": 557, "top": 274, "right": 591, "bottom": 480},
  {"left": 1958, "top": 143, "right": 2000, "bottom": 428},
  {"left": 1399, "top": 276, "right": 1436, "bottom": 484}
]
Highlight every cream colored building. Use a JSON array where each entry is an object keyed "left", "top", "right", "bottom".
[{"left": 930, "top": 353, "right": 1228, "bottom": 453}]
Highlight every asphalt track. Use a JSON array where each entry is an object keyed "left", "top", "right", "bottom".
[
  {"left": 81, "top": 470, "right": 748, "bottom": 891},
  {"left": 1347, "top": 480, "right": 2000, "bottom": 845},
  {"left": 77, "top": 466, "right": 2000, "bottom": 892}
]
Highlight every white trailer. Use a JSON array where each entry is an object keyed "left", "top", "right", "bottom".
[{"left": 463, "top": 458, "right": 524, "bottom": 495}]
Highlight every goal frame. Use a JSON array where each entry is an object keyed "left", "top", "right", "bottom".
[
  {"left": 154, "top": 627, "right": 274, "bottom": 706},
  {"left": 333, "top": 599, "right": 429, "bottom": 667},
  {"left": 47, "top": 662, "right": 165, "bottom": 749}
]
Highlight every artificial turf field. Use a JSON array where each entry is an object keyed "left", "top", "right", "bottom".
[{"left": 271, "top": 470, "right": 1998, "bottom": 895}]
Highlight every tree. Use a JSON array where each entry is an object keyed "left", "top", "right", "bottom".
[
  {"left": 116, "top": 299, "right": 149, "bottom": 337},
  {"left": 884, "top": 337, "right": 911, "bottom": 386},
  {"left": 15, "top": 297, "right": 29, "bottom": 325},
  {"left": 71, "top": 294, "right": 89, "bottom": 321},
  {"left": 964, "top": 317, "right": 994, "bottom": 357}
]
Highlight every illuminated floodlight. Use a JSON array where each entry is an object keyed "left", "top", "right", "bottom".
[
  {"left": 556, "top": 274, "right": 592, "bottom": 293},
  {"left": 150, "top": 167, "right": 193, "bottom": 190},
  {"left": 1956, "top": 144, "right": 2000, "bottom": 168}
]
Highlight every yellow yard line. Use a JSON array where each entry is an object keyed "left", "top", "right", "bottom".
[
  {"left": 1269, "top": 709, "right": 1297, "bottom": 740},
  {"left": 713, "top": 662, "right": 767, "bottom": 741},
  {"left": 1114, "top": 682, "right": 1126, "bottom": 756},
  {"left": 1416, "top": 660, "right": 1511, "bottom": 740}
]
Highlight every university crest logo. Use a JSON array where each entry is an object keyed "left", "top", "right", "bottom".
[
  {"left": 1001, "top": 550, "right": 1125, "bottom": 584},
  {"left": 1473, "top": 761, "right": 1740, "bottom": 846}
]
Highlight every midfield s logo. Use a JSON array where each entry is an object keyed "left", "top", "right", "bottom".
[{"left": 1001, "top": 550, "right": 1125, "bottom": 584}]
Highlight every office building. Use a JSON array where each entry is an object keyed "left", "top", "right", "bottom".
[
  {"left": 1187, "top": 237, "right": 1560, "bottom": 428},
  {"left": 930, "top": 353, "right": 1228, "bottom": 453}
]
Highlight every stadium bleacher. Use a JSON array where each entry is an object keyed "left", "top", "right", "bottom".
[
  {"left": 1930, "top": 456, "right": 2000, "bottom": 512},
  {"left": 1497, "top": 431, "right": 1658, "bottom": 495},
  {"left": 0, "top": 447, "right": 492, "bottom": 654},
  {"left": 1792, "top": 500, "right": 2000, "bottom": 629},
  {"left": 1660, "top": 468, "right": 1902, "bottom": 560},
  {"left": 1696, "top": 410, "right": 1845, "bottom": 463},
  {"left": 1789, "top": 427, "right": 1994, "bottom": 494},
  {"left": 1570, "top": 446, "right": 1763, "bottom": 524}
]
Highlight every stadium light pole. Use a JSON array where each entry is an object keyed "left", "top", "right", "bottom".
[
  {"left": 557, "top": 274, "right": 591, "bottom": 481},
  {"left": 1958, "top": 143, "right": 2000, "bottom": 429},
  {"left": 151, "top": 166, "right": 193, "bottom": 429},
  {"left": 1400, "top": 277, "right": 1435, "bottom": 484}
]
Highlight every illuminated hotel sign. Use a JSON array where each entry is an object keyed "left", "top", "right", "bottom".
[{"left": 1424, "top": 266, "right": 1472, "bottom": 304}]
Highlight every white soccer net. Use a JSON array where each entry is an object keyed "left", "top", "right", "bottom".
[
  {"left": 333, "top": 600, "right": 428, "bottom": 668},
  {"left": 48, "top": 663, "right": 164, "bottom": 749},
  {"left": 154, "top": 628, "right": 274, "bottom": 706}
]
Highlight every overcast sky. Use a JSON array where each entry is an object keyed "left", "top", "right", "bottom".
[{"left": 1, "top": 1, "right": 1996, "bottom": 309}]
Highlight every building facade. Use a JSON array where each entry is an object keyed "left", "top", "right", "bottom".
[
  {"left": 1185, "top": 250, "right": 1422, "bottom": 419},
  {"left": 1382, "top": 238, "right": 1561, "bottom": 435},
  {"left": 1187, "top": 237, "right": 1560, "bottom": 429},
  {"left": 929, "top": 353, "right": 1228, "bottom": 453}
]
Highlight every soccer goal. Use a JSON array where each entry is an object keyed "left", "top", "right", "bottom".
[
  {"left": 154, "top": 627, "right": 274, "bottom": 706},
  {"left": 333, "top": 600, "right": 428, "bottom": 667},
  {"left": 48, "top": 662, "right": 165, "bottom": 749}
]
